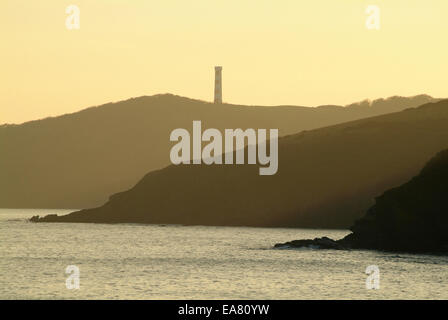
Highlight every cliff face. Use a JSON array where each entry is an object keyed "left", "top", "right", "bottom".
[
  {"left": 0, "top": 94, "right": 437, "bottom": 209},
  {"left": 346, "top": 149, "right": 448, "bottom": 253},
  {"left": 32, "top": 100, "right": 448, "bottom": 229},
  {"left": 274, "top": 149, "right": 448, "bottom": 253}
]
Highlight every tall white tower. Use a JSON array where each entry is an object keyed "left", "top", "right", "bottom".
[{"left": 214, "top": 66, "right": 222, "bottom": 104}]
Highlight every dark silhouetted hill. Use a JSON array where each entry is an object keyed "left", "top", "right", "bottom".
[
  {"left": 33, "top": 99, "right": 448, "bottom": 228},
  {"left": 1, "top": 94, "right": 435, "bottom": 209},
  {"left": 345, "top": 149, "right": 448, "bottom": 252},
  {"left": 275, "top": 149, "right": 448, "bottom": 253}
]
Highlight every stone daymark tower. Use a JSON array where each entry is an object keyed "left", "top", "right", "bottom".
[{"left": 214, "top": 66, "right": 222, "bottom": 104}]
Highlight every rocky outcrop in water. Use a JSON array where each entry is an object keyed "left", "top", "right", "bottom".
[{"left": 274, "top": 237, "right": 348, "bottom": 250}]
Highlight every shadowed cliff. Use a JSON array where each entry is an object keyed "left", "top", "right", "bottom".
[
  {"left": 0, "top": 94, "right": 435, "bottom": 209},
  {"left": 345, "top": 148, "right": 448, "bottom": 252},
  {"left": 33, "top": 99, "right": 448, "bottom": 228},
  {"left": 275, "top": 149, "right": 448, "bottom": 253}
]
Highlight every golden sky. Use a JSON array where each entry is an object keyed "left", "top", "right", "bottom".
[{"left": 1, "top": 0, "right": 447, "bottom": 124}]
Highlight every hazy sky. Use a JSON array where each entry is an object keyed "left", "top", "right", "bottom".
[{"left": 1, "top": 0, "right": 447, "bottom": 124}]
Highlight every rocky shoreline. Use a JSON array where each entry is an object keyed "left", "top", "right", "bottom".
[{"left": 274, "top": 236, "right": 349, "bottom": 250}]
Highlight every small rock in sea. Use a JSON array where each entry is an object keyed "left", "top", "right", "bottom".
[{"left": 274, "top": 236, "right": 347, "bottom": 250}]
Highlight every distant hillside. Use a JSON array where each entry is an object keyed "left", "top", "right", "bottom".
[
  {"left": 33, "top": 99, "right": 448, "bottom": 228},
  {"left": 0, "top": 93, "right": 437, "bottom": 208}
]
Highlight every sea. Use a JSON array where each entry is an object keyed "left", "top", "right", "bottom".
[{"left": 1, "top": 208, "right": 447, "bottom": 299}]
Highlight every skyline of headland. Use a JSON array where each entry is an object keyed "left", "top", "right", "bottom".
[{"left": 1, "top": 0, "right": 447, "bottom": 124}]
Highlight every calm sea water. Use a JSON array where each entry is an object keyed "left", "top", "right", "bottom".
[{"left": 1, "top": 208, "right": 448, "bottom": 299}]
